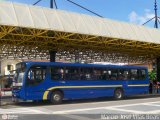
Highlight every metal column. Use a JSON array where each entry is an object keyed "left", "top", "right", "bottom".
[
  {"left": 156, "top": 57, "right": 160, "bottom": 81},
  {"left": 49, "top": 51, "right": 57, "bottom": 62}
]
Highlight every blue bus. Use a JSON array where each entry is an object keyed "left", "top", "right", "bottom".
[{"left": 12, "top": 62, "right": 149, "bottom": 104}]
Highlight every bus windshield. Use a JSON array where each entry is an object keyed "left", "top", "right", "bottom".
[
  {"left": 13, "top": 71, "right": 24, "bottom": 87},
  {"left": 13, "top": 62, "right": 26, "bottom": 87}
]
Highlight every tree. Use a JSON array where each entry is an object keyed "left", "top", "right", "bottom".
[{"left": 149, "top": 70, "right": 156, "bottom": 81}]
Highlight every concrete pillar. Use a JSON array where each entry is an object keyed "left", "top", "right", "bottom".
[
  {"left": 49, "top": 51, "right": 56, "bottom": 62},
  {"left": 156, "top": 57, "right": 160, "bottom": 81}
]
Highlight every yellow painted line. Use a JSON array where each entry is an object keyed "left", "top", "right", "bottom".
[
  {"left": 43, "top": 85, "right": 122, "bottom": 100},
  {"left": 128, "top": 84, "right": 149, "bottom": 87}
]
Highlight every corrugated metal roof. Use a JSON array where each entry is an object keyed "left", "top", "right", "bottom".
[{"left": 0, "top": 1, "right": 160, "bottom": 44}]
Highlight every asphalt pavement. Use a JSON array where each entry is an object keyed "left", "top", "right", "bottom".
[{"left": 0, "top": 94, "right": 160, "bottom": 120}]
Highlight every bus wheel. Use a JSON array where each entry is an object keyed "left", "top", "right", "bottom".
[
  {"left": 51, "top": 91, "right": 63, "bottom": 104},
  {"left": 114, "top": 88, "right": 123, "bottom": 100}
]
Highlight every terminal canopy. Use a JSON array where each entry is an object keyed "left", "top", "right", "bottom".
[{"left": 0, "top": 1, "right": 160, "bottom": 62}]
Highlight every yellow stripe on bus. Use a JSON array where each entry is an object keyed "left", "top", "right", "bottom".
[
  {"left": 42, "top": 85, "right": 122, "bottom": 100},
  {"left": 128, "top": 84, "right": 149, "bottom": 87}
]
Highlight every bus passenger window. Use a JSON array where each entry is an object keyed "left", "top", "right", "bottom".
[
  {"left": 93, "top": 68, "right": 108, "bottom": 80},
  {"left": 110, "top": 69, "right": 118, "bottom": 80},
  {"left": 51, "top": 67, "right": 64, "bottom": 80},
  {"left": 118, "top": 69, "right": 129, "bottom": 80},
  {"left": 138, "top": 69, "right": 146, "bottom": 80},
  {"left": 65, "top": 67, "right": 80, "bottom": 80},
  {"left": 123, "top": 70, "right": 129, "bottom": 80},
  {"left": 80, "top": 67, "right": 93, "bottom": 80},
  {"left": 101, "top": 71, "right": 106, "bottom": 80},
  {"left": 130, "top": 69, "right": 138, "bottom": 80},
  {"left": 93, "top": 69, "right": 101, "bottom": 80},
  {"left": 102, "top": 70, "right": 110, "bottom": 80},
  {"left": 27, "top": 66, "right": 46, "bottom": 85}
]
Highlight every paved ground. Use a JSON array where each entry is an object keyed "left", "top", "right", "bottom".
[
  {"left": 0, "top": 95, "right": 160, "bottom": 120},
  {"left": 1, "top": 91, "right": 12, "bottom": 97},
  {"left": 0, "top": 91, "right": 12, "bottom": 106}
]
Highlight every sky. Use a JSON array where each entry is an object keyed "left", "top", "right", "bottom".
[{"left": 1, "top": 0, "right": 159, "bottom": 28}]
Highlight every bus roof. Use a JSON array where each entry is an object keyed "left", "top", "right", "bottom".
[{"left": 20, "top": 61, "right": 147, "bottom": 69}]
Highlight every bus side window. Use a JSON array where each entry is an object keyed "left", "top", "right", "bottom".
[
  {"left": 101, "top": 70, "right": 109, "bottom": 80},
  {"left": 123, "top": 70, "right": 129, "bottom": 80},
  {"left": 118, "top": 69, "right": 125, "bottom": 80},
  {"left": 93, "top": 68, "right": 108, "bottom": 80},
  {"left": 51, "top": 67, "right": 64, "bottom": 80},
  {"left": 118, "top": 69, "right": 129, "bottom": 80},
  {"left": 27, "top": 66, "right": 46, "bottom": 85},
  {"left": 138, "top": 69, "right": 146, "bottom": 80},
  {"left": 65, "top": 67, "right": 80, "bottom": 80},
  {"left": 130, "top": 69, "right": 138, "bottom": 80},
  {"left": 80, "top": 67, "right": 93, "bottom": 80},
  {"left": 110, "top": 69, "right": 118, "bottom": 80},
  {"left": 93, "top": 69, "right": 101, "bottom": 80}
]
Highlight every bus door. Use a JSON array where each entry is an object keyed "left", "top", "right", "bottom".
[{"left": 25, "top": 66, "right": 48, "bottom": 100}]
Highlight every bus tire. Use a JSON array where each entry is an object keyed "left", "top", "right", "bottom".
[
  {"left": 50, "top": 91, "right": 63, "bottom": 104},
  {"left": 114, "top": 88, "right": 124, "bottom": 100}
]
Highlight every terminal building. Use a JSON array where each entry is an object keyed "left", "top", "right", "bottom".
[
  {"left": 0, "top": 1, "right": 159, "bottom": 88},
  {"left": 0, "top": 59, "right": 154, "bottom": 89}
]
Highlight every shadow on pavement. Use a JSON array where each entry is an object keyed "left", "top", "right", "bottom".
[{"left": 9, "top": 94, "right": 160, "bottom": 107}]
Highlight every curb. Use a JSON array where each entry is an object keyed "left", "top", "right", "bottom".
[
  {"left": 0, "top": 102, "right": 15, "bottom": 106},
  {"left": 0, "top": 96, "right": 13, "bottom": 106}
]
